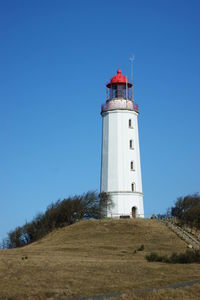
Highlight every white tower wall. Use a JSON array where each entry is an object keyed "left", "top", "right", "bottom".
[{"left": 100, "top": 99, "right": 144, "bottom": 218}]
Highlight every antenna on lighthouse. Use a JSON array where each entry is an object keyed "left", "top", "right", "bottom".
[
  {"left": 130, "top": 54, "right": 135, "bottom": 101},
  {"left": 130, "top": 54, "right": 134, "bottom": 84}
]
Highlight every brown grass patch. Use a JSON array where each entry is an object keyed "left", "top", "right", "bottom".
[
  {"left": 116, "top": 283, "right": 200, "bottom": 299},
  {"left": 0, "top": 219, "right": 199, "bottom": 299}
]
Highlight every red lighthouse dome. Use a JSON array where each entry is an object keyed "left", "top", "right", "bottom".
[
  {"left": 106, "top": 69, "right": 133, "bottom": 100},
  {"left": 107, "top": 69, "right": 132, "bottom": 87}
]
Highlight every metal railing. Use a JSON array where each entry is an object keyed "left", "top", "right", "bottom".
[{"left": 165, "top": 220, "right": 200, "bottom": 250}]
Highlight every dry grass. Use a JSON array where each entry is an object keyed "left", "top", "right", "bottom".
[
  {"left": 116, "top": 283, "right": 200, "bottom": 299},
  {"left": 0, "top": 219, "right": 199, "bottom": 299}
]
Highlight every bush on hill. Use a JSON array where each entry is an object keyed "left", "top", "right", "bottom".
[
  {"left": 146, "top": 250, "right": 200, "bottom": 264},
  {"left": 171, "top": 193, "right": 200, "bottom": 229},
  {"left": 1, "top": 191, "right": 111, "bottom": 249}
]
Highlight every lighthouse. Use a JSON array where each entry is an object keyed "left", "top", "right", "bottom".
[{"left": 100, "top": 68, "right": 144, "bottom": 218}]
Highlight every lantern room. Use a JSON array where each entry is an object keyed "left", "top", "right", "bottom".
[{"left": 106, "top": 69, "right": 133, "bottom": 101}]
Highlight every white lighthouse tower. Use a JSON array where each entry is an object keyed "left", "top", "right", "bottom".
[{"left": 100, "top": 68, "right": 144, "bottom": 218}]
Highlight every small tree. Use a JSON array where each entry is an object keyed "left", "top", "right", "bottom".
[
  {"left": 171, "top": 193, "right": 200, "bottom": 229},
  {"left": 99, "top": 192, "right": 113, "bottom": 218}
]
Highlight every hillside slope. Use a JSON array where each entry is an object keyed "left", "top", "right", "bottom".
[{"left": 0, "top": 219, "right": 199, "bottom": 299}]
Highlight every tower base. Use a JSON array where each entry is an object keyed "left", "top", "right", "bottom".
[{"left": 107, "top": 191, "right": 144, "bottom": 218}]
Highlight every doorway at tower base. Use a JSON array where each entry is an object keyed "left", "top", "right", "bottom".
[{"left": 106, "top": 191, "right": 144, "bottom": 218}]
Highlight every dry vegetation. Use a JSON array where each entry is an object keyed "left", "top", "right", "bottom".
[
  {"left": 0, "top": 219, "right": 200, "bottom": 299},
  {"left": 116, "top": 283, "right": 200, "bottom": 299}
]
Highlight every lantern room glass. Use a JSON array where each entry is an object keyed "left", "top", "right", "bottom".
[{"left": 107, "top": 84, "right": 132, "bottom": 101}]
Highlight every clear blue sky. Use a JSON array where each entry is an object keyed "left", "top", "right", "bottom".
[{"left": 0, "top": 0, "right": 199, "bottom": 240}]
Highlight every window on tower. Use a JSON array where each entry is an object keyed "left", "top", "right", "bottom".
[
  {"left": 112, "top": 85, "right": 117, "bottom": 98},
  {"left": 131, "top": 182, "right": 136, "bottom": 191},
  {"left": 130, "top": 139, "right": 134, "bottom": 149},
  {"left": 131, "top": 161, "right": 135, "bottom": 171},
  {"left": 129, "top": 119, "right": 132, "bottom": 128}
]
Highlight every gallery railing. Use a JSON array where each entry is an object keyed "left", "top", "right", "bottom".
[{"left": 101, "top": 100, "right": 139, "bottom": 113}]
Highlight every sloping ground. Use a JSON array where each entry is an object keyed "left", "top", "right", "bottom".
[{"left": 0, "top": 219, "right": 199, "bottom": 300}]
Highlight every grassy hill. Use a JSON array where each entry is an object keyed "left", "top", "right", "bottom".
[{"left": 0, "top": 219, "right": 200, "bottom": 299}]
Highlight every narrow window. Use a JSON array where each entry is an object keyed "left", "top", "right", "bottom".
[
  {"left": 131, "top": 182, "right": 135, "bottom": 191},
  {"left": 130, "top": 139, "right": 134, "bottom": 149},
  {"left": 129, "top": 119, "right": 132, "bottom": 128},
  {"left": 130, "top": 161, "right": 135, "bottom": 171}
]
